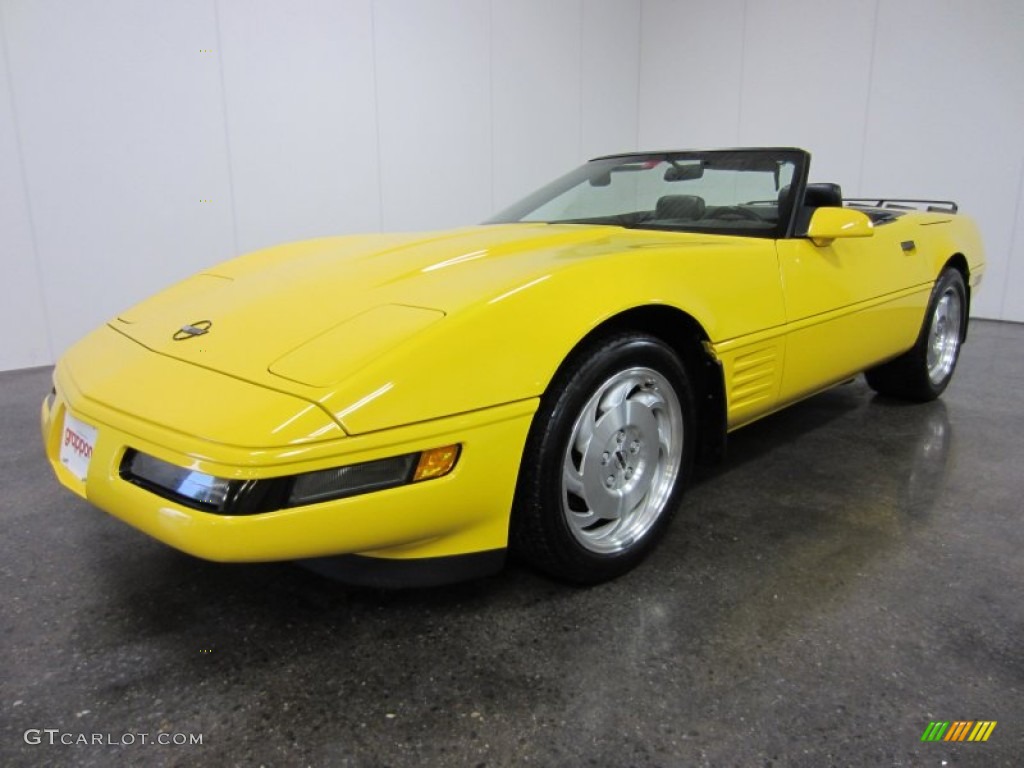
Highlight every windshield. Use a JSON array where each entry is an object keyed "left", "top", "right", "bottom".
[{"left": 487, "top": 149, "right": 805, "bottom": 238}]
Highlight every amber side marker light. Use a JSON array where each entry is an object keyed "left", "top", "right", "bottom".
[{"left": 413, "top": 444, "right": 461, "bottom": 482}]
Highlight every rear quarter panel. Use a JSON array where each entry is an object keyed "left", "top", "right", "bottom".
[{"left": 912, "top": 211, "right": 986, "bottom": 284}]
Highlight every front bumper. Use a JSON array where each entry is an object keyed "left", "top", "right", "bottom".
[{"left": 42, "top": 360, "right": 537, "bottom": 568}]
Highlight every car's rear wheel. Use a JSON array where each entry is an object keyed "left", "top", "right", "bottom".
[
  {"left": 865, "top": 267, "right": 967, "bottom": 401},
  {"left": 511, "top": 333, "right": 695, "bottom": 584}
]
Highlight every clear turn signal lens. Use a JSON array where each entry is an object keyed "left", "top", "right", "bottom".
[
  {"left": 287, "top": 454, "right": 418, "bottom": 506},
  {"left": 123, "top": 451, "right": 233, "bottom": 509}
]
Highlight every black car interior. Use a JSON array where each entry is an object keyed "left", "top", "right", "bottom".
[
  {"left": 654, "top": 194, "right": 706, "bottom": 221},
  {"left": 652, "top": 181, "right": 846, "bottom": 236}
]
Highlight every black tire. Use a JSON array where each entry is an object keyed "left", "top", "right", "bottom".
[
  {"left": 865, "top": 268, "right": 967, "bottom": 401},
  {"left": 510, "top": 332, "right": 695, "bottom": 584}
]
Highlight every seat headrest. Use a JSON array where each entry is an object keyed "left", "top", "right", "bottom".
[
  {"left": 803, "top": 182, "right": 843, "bottom": 208},
  {"left": 655, "top": 194, "right": 706, "bottom": 221}
]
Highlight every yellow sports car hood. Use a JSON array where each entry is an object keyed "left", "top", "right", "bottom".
[
  {"left": 110, "top": 223, "right": 746, "bottom": 434},
  {"left": 115, "top": 224, "right": 608, "bottom": 385}
]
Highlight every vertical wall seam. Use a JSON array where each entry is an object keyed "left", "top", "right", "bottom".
[
  {"left": 997, "top": 157, "right": 1024, "bottom": 320},
  {"left": 212, "top": 0, "right": 241, "bottom": 256},
  {"left": 489, "top": 0, "right": 495, "bottom": 214},
  {"left": 736, "top": 0, "right": 749, "bottom": 144},
  {"left": 0, "top": 4, "right": 56, "bottom": 364},
  {"left": 634, "top": 0, "right": 642, "bottom": 150},
  {"left": 369, "top": 0, "right": 385, "bottom": 232},
  {"left": 857, "top": 0, "right": 881, "bottom": 195},
  {"left": 577, "top": 0, "right": 584, "bottom": 160}
]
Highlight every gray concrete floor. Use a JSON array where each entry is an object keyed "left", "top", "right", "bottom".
[{"left": 2, "top": 320, "right": 1022, "bottom": 767}]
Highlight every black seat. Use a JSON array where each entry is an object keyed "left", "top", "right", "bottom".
[
  {"left": 794, "top": 182, "right": 843, "bottom": 233},
  {"left": 803, "top": 182, "right": 843, "bottom": 208},
  {"left": 655, "top": 194, "right": 706, "bottom": 221}
]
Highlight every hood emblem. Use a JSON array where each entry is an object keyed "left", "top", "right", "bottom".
[{"left": 173, "top": 320, "right": 213, "bottom": 341}]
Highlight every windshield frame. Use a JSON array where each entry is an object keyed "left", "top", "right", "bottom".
[{"left": 486, "top": 147, "right": 811, "bottom": 240}]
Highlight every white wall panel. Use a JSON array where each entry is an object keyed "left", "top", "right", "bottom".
[
  {"left": 738, "top": 0, "right": 876, "bottom": 190},
  {"left": 638, "top": 0, "right": 745, "bottom": 150},
  {"left": 491, "top": 0, "right": 582, "bottom": 211},
  {"left": 580, "top": 0, "right": 641, "bottom": 160},
  {"left": 1001, "top": 160, "right": 1024, "bottom": 322},
  {"left": 1, "top": 0, "right": 1021, "bottom": 373},
  {"left": 373, "top": 0, "right": 491, "bottom": 231},
  {"left": 860, "top": 0, "right": 1024, "bottom": 319},
  {"left": 3, "top": 0, "right": 236, "bottom": 358},
  {"left": 0, "top": 14, "right": 51, "bottom": 369},
  {"left": 218, "top": 0, "right": 380, "bottom": 253}
]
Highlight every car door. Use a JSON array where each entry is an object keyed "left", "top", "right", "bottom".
[{"left": 775, "top": 208, "right": 932, "bottom": 404}]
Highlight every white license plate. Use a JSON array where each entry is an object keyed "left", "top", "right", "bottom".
[{"left": 60, "top": 412, "right": 98, "bottom": 482}]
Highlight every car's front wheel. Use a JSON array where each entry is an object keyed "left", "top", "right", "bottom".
[{"left": 511, "top": 333, "right": 695, "bottom": 584}]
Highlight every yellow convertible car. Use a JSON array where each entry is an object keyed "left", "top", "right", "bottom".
[{"left": 41, "top": 148, "right": 984, "bottom": 586}]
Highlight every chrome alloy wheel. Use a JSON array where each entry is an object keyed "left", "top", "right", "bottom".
[
  {"left": 926, "top": 288, "right": 962, "bottom": 385},
  {"left": 561, "top": 367, "right": 684, "bottom": 554}
]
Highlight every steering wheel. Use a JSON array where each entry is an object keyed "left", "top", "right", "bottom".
[{"left": 705, "top": 206, "right": 763, "bottom": 222}]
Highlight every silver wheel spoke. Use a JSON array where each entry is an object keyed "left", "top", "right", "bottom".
[
  {"left": 562, "top": 452, "right": 585, "bottom": 498},
  {"left": 598, "top": 378, "right": 632, "bottom": 413},
  {"left": 615, "top": 480, "right": 649, "bottom": 520},
  {"left": 573, "top": 407, "right": 596, "bottom": 457},
  {"left": 567, "top": 507, "right": 598, "bottom": 534}
]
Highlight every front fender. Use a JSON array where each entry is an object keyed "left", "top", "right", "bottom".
[{"left": 318, "top": 237, "right": 783, "bottom": 434}]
